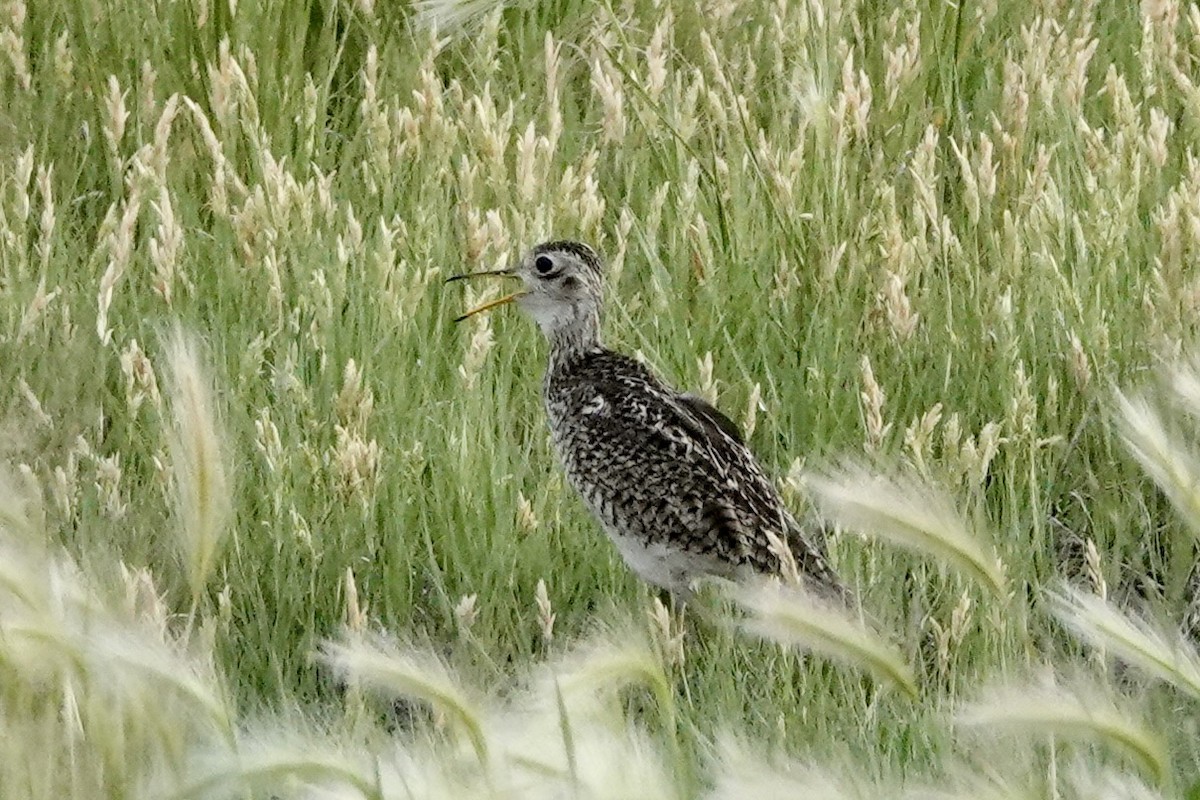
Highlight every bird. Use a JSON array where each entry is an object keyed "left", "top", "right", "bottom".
[{"left": 448, "top": 240, "right": 844, "bottom": 600}]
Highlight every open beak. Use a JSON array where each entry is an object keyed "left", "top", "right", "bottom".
[{"left": 446, "top": 269, "right": 526, "bottom": 322}]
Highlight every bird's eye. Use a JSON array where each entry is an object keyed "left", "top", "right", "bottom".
[{"left": 534, "top": 255, "right": 555, "bottom": 275}]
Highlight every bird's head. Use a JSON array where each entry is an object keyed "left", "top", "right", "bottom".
[{"left": 449, "top": 240, "right": 605, "bottom": 339}]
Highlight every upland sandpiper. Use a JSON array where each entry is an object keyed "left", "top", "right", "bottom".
[{"left": 450, "top": 241, "right": 843, "bottom": 599}]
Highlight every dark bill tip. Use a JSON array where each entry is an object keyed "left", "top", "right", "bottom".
[{"left": 445, "top": 269, "right": 514, "bottom": 284}]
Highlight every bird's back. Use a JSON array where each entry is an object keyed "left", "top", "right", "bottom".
[{"left": 543, "top": 347, "right": 841, "bottom": 596}]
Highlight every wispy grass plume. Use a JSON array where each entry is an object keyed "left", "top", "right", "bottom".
[
  {"left": 318, "top": 632, "right": 489, "bottom": 762},
  {"left": 1047, "top": 583, "right": 1200, "bottom": 699},
  {"left": 707, "top": 735, "right": 863, "bottom": 800},
  {"left": 411, "top": 0, "right": 506, "bottom": 31},
  {"left": 162, "top": 326, "right": 233, "bottom": 607},
  {"left": 1114, "top": 390, "right": 1200, "bottom": 542},
  {"left": 804, "top": 462, "right": 1006, "bottom": 595},
  {"left": 168, "top": 728, "right": 376, "bottom": 800},
  {"left": 732, "top": 580, "right": 918, "bottom": 698},
  {"left": 543, "top": 622, "right": 674, "bottom": 717},
  {"left": 1067, "top": 762, "right": 1166, "bottom": 800},
  {"left": 956, "top": 678, "right": 1168, "bottom": 784}
]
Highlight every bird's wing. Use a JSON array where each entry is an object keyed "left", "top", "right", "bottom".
[
  {"left": 676, "top": 392, "right": 745, "bottom": 445},
  {"left": 602, "top": 365, "right": 845, "bottom": 598},
  {"left": 563, "top": 359, "right": 836, "bottom": 584}
]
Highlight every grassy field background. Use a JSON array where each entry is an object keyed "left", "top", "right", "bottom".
[{"left": 2, "top": 0, "right": 1200, "bottom": 796}]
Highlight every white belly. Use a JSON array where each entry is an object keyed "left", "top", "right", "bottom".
[{"left": 606, "top": 529, "right": 728, "bottom": 594}]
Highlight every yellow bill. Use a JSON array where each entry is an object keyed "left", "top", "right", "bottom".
[
  {"left": 447, "top": 268, "right": 524, "bottom": 322},
  {"left": 453, "top": 290, "right": 527, "bottom": 322}
]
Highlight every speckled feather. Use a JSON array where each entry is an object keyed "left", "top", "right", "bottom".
[{"left": 544, "top": 345, "right": 842, "bottom": 596}]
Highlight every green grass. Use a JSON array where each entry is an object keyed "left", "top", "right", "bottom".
[{"left": 1, "top": 0, "right": 1200, "bottom": 796}]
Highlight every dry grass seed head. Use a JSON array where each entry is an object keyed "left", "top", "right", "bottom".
[
  {"left": 708, "top": 734, "right": 863, "bottom": 800},
  {"left": 1114, "top": 389, "right": 1200, "bottom": 541},
  {"left": 733, "top": 579, "right": 918, "bottom": 698},
  {"left": 162, "top": 326, "right": 233, "bottom": 605},
  {"left": 956, "top": 677, "right": 1168, "bottom": 784},
  {"left": 319, "top": 632, "right": 489, "bottom": 762},
  {"left": 804, "top": 462, "right": 1006, "bottom": 595},
  {"left": 1048, "top": 583, "right": 1200, "bottom": 698}
]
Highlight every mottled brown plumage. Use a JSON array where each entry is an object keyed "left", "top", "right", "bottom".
[{"left": 450, "top": 241, "right": 843, "bottom": 598}]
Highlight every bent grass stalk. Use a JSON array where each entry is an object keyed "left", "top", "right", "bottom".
[
  {"left": 804, "top": 463, "right": 1006, "bottom": 596},
  {"left": 1114, "top": 390, "right": 1200, "bottom": 543},
  {"left": 319, "top": 633, "right": 490, "bottom": 764},
  {"left": 1047, "top": 583, "right": 1200, "bottom": 699},
  {"left": 956, "top": 680, "right": 1169, "bottom": 785},
  {"left": 732, "top": 579, "right": 918, "bottom": 698}
]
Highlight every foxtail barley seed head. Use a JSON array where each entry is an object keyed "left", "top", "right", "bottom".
[
  {"left": 1167, "top": 353, "right": 1200, "bottom": 418},
  {"left": 84, "top": 615, "right": 232, "bottom": 731},
  {"left": 956, "top": 677, "right": 1168, "bottom": 784},
  {"left": 1048, "top": 584, "right": 1200, "bottom": 699},
  {"left": 319, "top": 632, "right": 489, "bottom": 762},
  {"left": 708, "top": 735, "right": 861, "bottom": 800},
  {"left": 0, "top": 473, "right": 50, "bottom": 608},
  {"left": 411, "top": 0, "right": 503, "bottom": 31},
  {"left": 733, "top": 579, "right": 918, "bottom": 697},
  {"left": 539, "top": 624, "right": 672, "bottom": 721},
  {"left": 1068, "top": 765, "right": 1165, "bottom": 800},
  {"left": 1114, "top": 389, "right": 1200, "bottom": 541},
  {"left": 805, "top": 462, "right": 1006, "bottom": 595},
  {"left": 162, "top": 326, "right": 233, "bottom": 604},
  {"left": 170, "top": 728, "right": 376, "bottom": 800}
]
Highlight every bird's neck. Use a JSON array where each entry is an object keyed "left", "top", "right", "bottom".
[{"left": 546, "top": 310, "right": 601, "bottom": 371}]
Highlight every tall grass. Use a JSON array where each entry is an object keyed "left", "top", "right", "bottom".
[{"left": 1, "top": 0, "right": 1200, "bottom": 795}]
